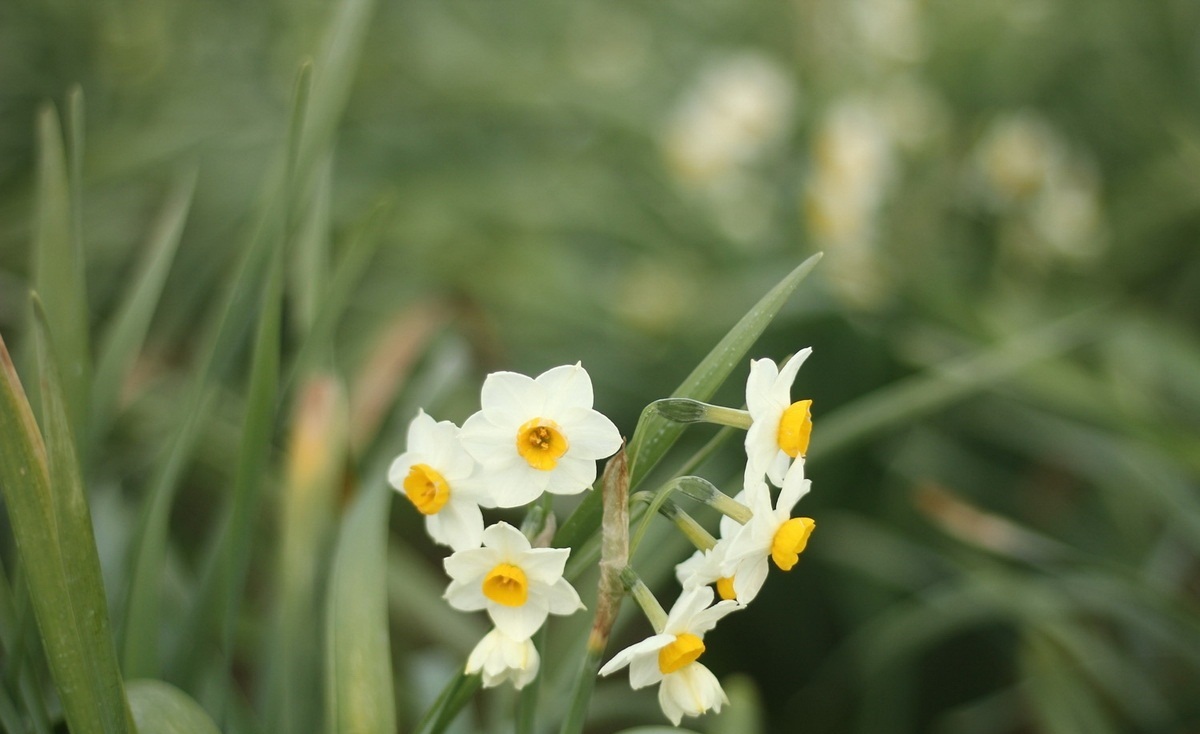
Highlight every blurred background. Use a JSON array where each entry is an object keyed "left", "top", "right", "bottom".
[{"left": 2, "top": 0, "right": 1200, "bottom": 732}]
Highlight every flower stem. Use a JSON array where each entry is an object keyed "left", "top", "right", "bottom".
[{"left": 620, "top": 567, "right": 668, "bottom": 633}]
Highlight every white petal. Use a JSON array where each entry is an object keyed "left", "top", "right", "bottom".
[
  {"left": 536, "top": 363, "right": 594, "bottom": 414},
  {"left": 480, "top": 371, "right": 544, "bottom": 426},
  {"left": 542, "top": 455, "right": 597, "bottom": 496},
  {"left": 444, "top": 546, "right": 498, "bottom": 583},
  {"left": 482, "top": 462, "right": 549, "bottom": 509},
  {"left": 488, "top": 601, "right": 548, "bottom": 640},
  {"left": 745, "top": 358, "right": 780, "bottom": 418},
  {"left": 517, "top": 547, "right": 570, "bottom": 585},
  {"left": 689, "top": 599, "right": 742, "bottom": 634},
  {"left": 628, "top": 649, "right": 665, "bottom": 689},
  {"left": 459, "top": 411, "right": 517, "bottom": 467},
  {"left": 535, "top": 577, "right": 584, "bottom": 615},
  {"left": 428, "top": 499, "right": 484, "bottom": 551},
  {"left": 387, "top": 453, "right": 415, "bottom": 490},
  {"left": 598, "top": 634, "right": 673, "bottom": 676},
  {"left": 660, "top": 663, "right": 726, "bottom": 720},
  {"left": 766, "top": 451, "right": 792, "bottom": 488},
  {"left": 743, "top": 419, "right": 780, "bottom": 484},
  {"left": 776, "top": 457, "right": 811, "bottom": 514},
  {"left": 675, "top": 550, "right": 708, "bottom": 588},
  {"left": 559, "top": 408, "right": 622, "bottom": 460},
  {"left": 444, "top": 579, "right": 487, "bottom": 612},
  {"left": 773, "top": 348, "right": 812, "bottom": 401},
  {"left": 423, "top": 417, "right": 465, "bottom": 470},
  {"left": 664, "top": 587, "right": 715, "bottom": 634},
  {"left": 482, "top": 521, "right": 531, "bottom": 559},
  {"left": 405, "top": 409, "right": 439, "bottom": 456},
  {"left": 732, "top": 554, "right": 769, "bottom": 604}
]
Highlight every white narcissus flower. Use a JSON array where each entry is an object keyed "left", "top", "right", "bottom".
[
  {"left": 459, "top": 363, "right": 623, "bottom": 507},
  {"left": 724, "top": 459, "right": 815, "bottom": 591},
  {"left": 466, "top": 628, "right": 540, "bottom": 689},
  {"left": 599, "top": 586, "right": 740, "bottom": 726},
  {"left": 388, "top": 410, "right": 491, "bottom": 551},
  {"left": 744, "top": 349, "right": 813, "bottom": 486},
  {"left": 444, "top": 522, "right": 585, "bottom": 639}
]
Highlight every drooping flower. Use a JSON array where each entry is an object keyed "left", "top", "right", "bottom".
[
  {"left": 459, "top": 363, "right": 623, "bottom": 507},
  {"left": 388, "top": 410, "right": 491, "bottom": 551},
  {"left": 465, "top": 627, "right": 540, "bottom": 689},
  {"left": 744, "top": 349, "right": 814, "bottom": 486},
  {"left": 724, "top": 459, "right": 815, "bottom": 591},
  {"left": 599, "top": 586, "right": 740, "bottom": 726},
  {"left": 444, "top": 522, "right": 585, "bottom": 639}
]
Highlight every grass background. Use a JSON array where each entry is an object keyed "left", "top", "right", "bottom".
[{"left": 2, "top": 0, "right": 1200, "bottom": 732}]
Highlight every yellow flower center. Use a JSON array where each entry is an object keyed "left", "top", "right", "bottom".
[
  {"left": 516, "top": 418, "right": 569, "bottom": 470},
  {"left": 770, "top": 517, "right": 816, "bottom": 571},
  {"left": 658, "top": 633, "right": 705, "bottom": 674},
  {"left": 715, "top": 576, "right": 737, "bottom": 601},
  {"left": 482, "top": 563, "right": 529, "bottom": 607},
  {"left": 403, "top": 464, "right": 451, "bottom": 515},
  {"left": 776, "top": 399, "right": 813, "bottom": 458}
]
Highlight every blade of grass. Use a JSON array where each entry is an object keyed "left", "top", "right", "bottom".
[
  {"left": 89, "top": 171, "right": 196, "bottom": 447},
  {"left": 324, "top": 481, "right": 396, "bottom": 734},
  {"left": 32, "top": 102, "right": 90, "bottom": 438},
  {"left": 0, "top": 319, "right": 132, "bottom": 733},
  {"left": 264, "top": 376, "right": 348, "bottom": 734}
]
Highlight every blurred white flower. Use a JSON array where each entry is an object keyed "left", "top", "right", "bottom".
[
  {"left": 744, "top": 349, "right": 813, "bottom": 487},
  {"left": 725, "top": 460, "right": 816, "bottom": 583},
  {"left": 444, "top": 522, "right": 585, "bottom": 640},
  {"left": 803, "top": 96, "right": 896, "bottom": 308},
  {"left": 599, "top": 586, "right": 740, "bottom": 726},
  {"left": 974, "top": 111, "right": 1105, "bottom": 263},
  {"left": 663, "top": 53, "right": 796, "bottom": 186},
  {"left": 388, "top": 410, "right": 490, "bottom": 551},
  {"left": 466, "top": 627, "right": 540, "bottom": 689},
  {"left": 459, "top": 363, "right": 622, "bottom": 507}
]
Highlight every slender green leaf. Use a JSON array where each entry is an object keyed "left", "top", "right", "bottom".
[
  {"left": 0, "top": 320, "right": 132, "bottom": 733},
  {"left": 555, "top": 253, "right": 822, "bottom": 551},
  {"left": 89, "top": 171, "right": 196, "bottom": 446},
  {"left": 265, "top": 376, "right": 348, "bottom": 734},
  {"left": 325, "top": 481, "right": 396, "bottom": 734},
  {"left": 126, "top": 680, "right": 221, "bottom": 734},
  {"left": 32, "top": 102, "right": 90, "bottom": 437}
]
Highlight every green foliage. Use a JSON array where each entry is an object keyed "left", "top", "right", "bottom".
[{"left": 3, "top": 0, "right": 1200, "bottom": 732}]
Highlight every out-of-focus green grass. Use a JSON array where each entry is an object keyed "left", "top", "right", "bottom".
[{"left": 2, "top": 0, "right": 1200, "bottom": 732}]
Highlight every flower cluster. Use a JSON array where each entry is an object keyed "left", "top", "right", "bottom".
[
  {"left": 388, "top": 363, "right": 621, "bottom": 688},
  {"left": 600, "top": 349, "right": 818, "bottom": 725},
  {"left": 389, "top": 351, "right": 818, "bottom": 727}
]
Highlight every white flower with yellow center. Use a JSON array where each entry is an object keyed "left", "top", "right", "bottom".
[
  {"left": 724, "top": 460, "right": 816, "bottom": 589},
  {"left": 744, "top": 349, "right": 814, "bottom": 487},
  {"left": 444, "top": 521, "right": 585, "bottom": 639},
  {"left": 459, "top": 363, "right": 622, "bottom": 508},
  {"left": 598, "top": 586, "right": 740, "bottom": 726},
  {"left": 465, "top": 627, "right": 540, "bottom": 689},
  {"left": 675, "top": 490, "right": 769, "bottom": 605},
  {"left": 387, "top": 410, "right": 491, "bottom": 551}
]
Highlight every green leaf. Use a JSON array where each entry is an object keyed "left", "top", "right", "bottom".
[
  {"left": 126, "top": 680, "right": 221, "bottom": 734},
  {"left": 325, "top": 481, "right": 396, "bottom": 734},
  {"left": 612, "top": 727, "right": 705, "bottom": 734},
  {"left": 554, "top": 253, "right": 822, "bottom": 552},
  {"left": 32, "top": 102, "right": 91, "bottom": 438},
  {"left": 89, "top": 171, "right": 195, "bottom": 447},
  {"left": 0, "top": 316, "right": 133, "bottom": 733}
]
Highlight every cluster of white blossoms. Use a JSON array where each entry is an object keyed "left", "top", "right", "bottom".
[
  {"left": 388, "top": 363, "right": 622, "bottom": 688},
  {"left": 389, "top": 352, "right": 817, "bottom": 726},
  {"left": 600, "top": 349, "right": 818, "bottom": 725}
]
